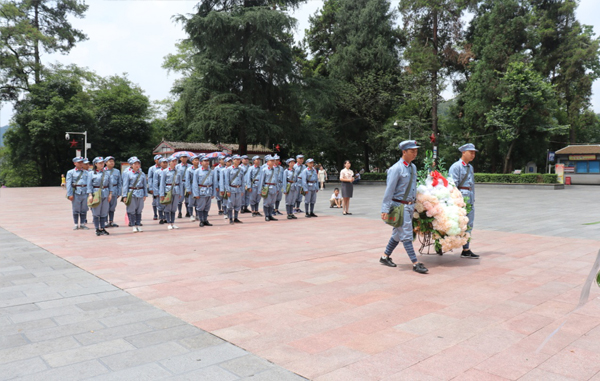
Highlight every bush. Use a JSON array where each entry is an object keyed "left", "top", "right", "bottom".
[
  {"left": 359, "top": 172, "right": 558, "bottom": 184},
  {"left": 474, "top": 173, "right": 557, "bottom": 184},
  {"left": 362, "top": 172, "right": 387, "bottom": 181}
]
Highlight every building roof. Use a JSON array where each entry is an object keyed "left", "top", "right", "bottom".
[
  {"left": 153, "top": 140, "right": 271, "bottom": 155},
  {"left": 556, "top": 145, "right": 600, "bottom": 155}
]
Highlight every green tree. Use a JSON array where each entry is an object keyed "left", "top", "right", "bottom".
[
  {"left": 167, "top": 0, "right": 305, "bottom": 154},
  {"left": 90, "top": 75, "right": 155, "bottom": 165},
  {"left": 399, "top": 0, "right": 471, "bottom": 158},
  {"left": 303, "top": 0, "right": 403, "bottom": 170},
  {"left": 531, "top": 0, "right": 600, "bottom": 143},
  {"left": 485, "top": 62, "right": 565, "bottom": 172},
  {"left": 3, "top": 64, "right": 95, "bottom": 185},
  {"left": 0, "top": 0, "right": 88, "bottom": 101}
]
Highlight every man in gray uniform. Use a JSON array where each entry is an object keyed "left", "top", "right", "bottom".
[
  {"left": 121, "top": 157, "right": 148, "bottom": 232},
  {"left": 273, "top": 155, "right": 284, "bottom": 216},
  {"left": 215, "top": 155, "right": 226, "bottom": 215},
  {"left": 154, "top": 158, "right": 169, "bottom": 224},
  {"left": 258, "top": 155, "right": 279, "bottom": 221},
  {"left": 186, "top": 155, "right": 201, "bottom": 221},
  {"left": 193, "top": 156, "right": 216, "bottom": 227},
  {"left": 104, "top": 156, "right": 122, "bottom": 228},
  {"left": 245, "top": 155, "right": 263, "bottom": 217},
  {"left": 380, "top": 140, "right": 428, "bottom": 274},
  {"left": 294, "top": 154, "right": 306, "bottom": 213},
  {"left": 301, "top": 158, "right": 319, "bottom": 218},
  {"left": 176, "top": 153, "right": 192, "bottom": 218},
  {"left": 223, "top": 154, "right": 245, "bottom": 224},
  {"left": 240, "top": 155, "right": 251, "bottom": 213},
  {"left": 148, "top": 154, "right": 162, "bottom": 220},
  {"left": 66, "top": 157, "right": 89, "bottom": 230},
  {"left": 449, "top": 143, "right": 479, "bottom": 259}
]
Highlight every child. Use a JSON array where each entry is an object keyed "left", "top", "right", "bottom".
[{"left": 330, "top": 188, "right": 342, "bottom": 208}]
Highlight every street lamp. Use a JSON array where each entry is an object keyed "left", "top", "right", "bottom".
[
  {"left": 65, "top": 131, "right": 91, "bottom": 158},
  {"left": 394, "top": 120, "right": 412, "bottom": 140}
]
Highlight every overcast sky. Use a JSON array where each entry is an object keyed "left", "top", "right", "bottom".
[{"left": 1, "top": 0, "right": 600, "bottom": 127}]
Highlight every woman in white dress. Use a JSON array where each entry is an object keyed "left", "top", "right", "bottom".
[{"left": 318, "top": 165, "right": 327, "bottom": 190}]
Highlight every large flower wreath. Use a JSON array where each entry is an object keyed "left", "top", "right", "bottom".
[{"left": 413, "top": 152, "right": 471, "bottom": 253}]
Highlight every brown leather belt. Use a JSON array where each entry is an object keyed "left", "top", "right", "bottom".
[
  {"left": 458, "top": 187, "right": 471, "bottom": 190},
  {"left": 74, "top": 185, "right": 85, "bottom": 187},
  {"left": 230, "top": 185, "right": 241, "bottom": 188},
  {"left": 287, "top": 180, "right": 294, "bottom": 183},
  {"left": 393, "top": 199, "right": 413, "bottom": 205},
  {"left": 266, "top": 183, "right": 276, "bottom": 185},
  {"left": 129, "top": 187, "right": 144, "bottom": 189},
  {"left": 93, "top": 186, "right": 109, "bottom": 189},
  {"left": 198, "top": 185, "right": 209, "bottom": 188}
]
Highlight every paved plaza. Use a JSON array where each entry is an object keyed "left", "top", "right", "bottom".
[{"left": 1, "top": 184, "right": 600, "bottom": 380}]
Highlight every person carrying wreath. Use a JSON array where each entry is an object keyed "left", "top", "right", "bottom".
[
  {"left": 380, "top": 140, "right": 428, "bottom": 274},
  {"left": 449, "top": 143, "right": 479, "bottom": 259}
]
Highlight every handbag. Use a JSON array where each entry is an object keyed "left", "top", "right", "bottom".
[
  {"left": 261, "top": 169, "right": 276, "bottom": 199},
  {"left": 285, "top": 182, "right": 291, "bottom": 194},
  {"left": 88, "top": 171, "right": 105, "bottom": 208},
  {"left": 384, "top": 167, "right": 414, "bottom": 228},
  {"left": 125, "top": 172, "right": 142, "bottom": 206}
]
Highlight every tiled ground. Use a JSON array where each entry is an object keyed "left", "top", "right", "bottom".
[{"left": 1, "top": 186, "right": 600, "bottom": 380}]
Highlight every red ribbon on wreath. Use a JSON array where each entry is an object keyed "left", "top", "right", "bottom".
[{"left": 431, "top": 170, "right": 448, "bottom": 187}]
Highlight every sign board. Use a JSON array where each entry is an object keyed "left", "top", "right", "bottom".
[
  {"left": 555, "top": 164, "right": 564, "bottom": 184},
  {"left": 564, "top": 166, "right": 575, "bottom": 173},
  {"left": 569, "top": 155, "right": 595, "bottom": 161},
  {"left": 548, "top": 151, "right": 555, "bottom": 162}
]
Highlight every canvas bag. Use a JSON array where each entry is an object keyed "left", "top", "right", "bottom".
[
  {"left": 384, "top": 167, "right": 414, "bottom": 228},
  {"left": 87, "top": 171, "right": 105, "bottom": 208}
]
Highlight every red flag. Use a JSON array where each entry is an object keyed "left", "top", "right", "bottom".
[
  {"left": 276, "top": 144, "right": 280, "bottom": 152},
  {"left": 431, "top": 171, "right": 448, "bottom": 187}
]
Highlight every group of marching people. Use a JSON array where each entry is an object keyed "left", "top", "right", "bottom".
[{"left": 65, "top": 152, "right": 321, "bottom": 235}]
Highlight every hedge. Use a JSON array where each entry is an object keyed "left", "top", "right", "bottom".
[{"left": 360, "top": 172, "right": 558, "bottom": 184}]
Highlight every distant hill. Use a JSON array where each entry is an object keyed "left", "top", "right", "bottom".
[{"left": 0, "top": 125, "right": 8, "bottom": 147}]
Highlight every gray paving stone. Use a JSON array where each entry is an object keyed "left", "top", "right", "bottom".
[
  {"left": 144, "top": 315, "right": 187, "bottom": 329},
  {"left": 125, "top": 324, "right": 203, "bottom": 349},
  {"left": 24, "top": 320, "right": 106, "bottom": 343},
  {"left": 177, "top": 332, "right": 226, "bottom": 351},
  {"left": 0, "top": 318, "right": 57, "bottom": 336},
  {"left": 34, "top": 293, "right": 107, "bottom": 310},
  {"left": 0, "top": 336, "right": 80, "bottom": 365},
  {"left": 76, "top": 295, "right": 141, "bottom": 311},
  {"left": 42, "top": 339, "right": 137, "bottom": 368},
  {"left": 242, "top": 368, "right": 307, "bottom": 381},
  {"left": 170, "top": 365, "right": 239, "bottom": 381},
  {"left": 24, "top": 360, "right": 109, "bottom": 381},
  {"left": 8, "top": 304, "right": 82, "bottom": 324},
  {"left": 159, "top": 343, "right": 248, "bottom": 374},
  {"left": 97, "top": 308, "right": 170, "bottom": 328},
  {"left": 74, "top": 322, "right": 154, "bottom": 346},
  {"left": 100, "top": 342, "right": 189, "bottom": 371},
  {"left": 53, "top": 302, "right": 159, "bottom": 326},
  {"left": 0, "top": 333, "right": 29, "bottom": 349},
  {"left": 86, "top": 363, "right": 173, "bottom": 381},
  {"left": 220, "top": 355, "right": 275, "bottom": 377},
  {"left": 0, "top": 357, "right": 48, "bottom": 381}
]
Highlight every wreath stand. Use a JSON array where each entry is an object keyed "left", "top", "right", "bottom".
[{"left": 416, "top": 231, "right": 444, "bottom": 256}]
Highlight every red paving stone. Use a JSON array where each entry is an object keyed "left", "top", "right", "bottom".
[{"left": 1, "top": 187, "right": 600, "bottom": 380}]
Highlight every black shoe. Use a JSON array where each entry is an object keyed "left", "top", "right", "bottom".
[
  {"left": 95, "top": 229, "right": 102, "bottom": 236},
  {"left": 276, "top": 210, "right": 283, "bottom": 215},
  {"left": 185, "top": 212, "right": 190, "bottom": 217},
  {"left": 229, "top": 219, "right": 234, "bottom": 225},
  {"left": 269, "top": 216, "right": 278, "bottom": 221},
  {"left": 255, "top": 212, "right": 263, "bottom": 217},
  {"left": 159, "top": 219, "right": 165, "bottom": 224},
  {"left": 461, "top": 250, "right": 479, "bottom": 259},
  {"left": 199, "top": 221, "right": 204, "bottom": 227},
  {"left": 287, "top": 215, "right": 293, "bottom": 219},
  {"left": 297, "top": 209, "right": 304, "bottom": 213},
  {"left": 291, "top": 214, "right": 298, "bottom": 219},
  {"left": 310, "top": 213, "right": 318, "bottom": 217},
  {"left": 379, "top": 256, "right": 397, "bottom": 267},
  {"left": 101, "top": 229, "right": 109, "bottom": 235},
  {"left": 178, "top": 213, "right": 183, "bottom": 219},
  {"left": 240, "top": 209, "right": 247, "bottom": 214},
  {"left": 234, "top": 219, "right": 243, "bottom": 223},
  {"left": 330, "top": 205, "right": 334, "bottom": 208},
  {"left": 413, "top": 263, "right": 429, "bottom": 274},
  {"left": 204, "top": 221, "right": 213, "bottom": 226},
  {"left": 265, "top": 216, "right": 270, "bottom": 222},
  {"left": 218, "top": 210, "right": 224, "bottom": 215},
  {"left": 153, "top": 217, "right": 158, "bottom": 220},
  {"left": 305, "top": 214, "right": 311, "bottom": 218}
]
